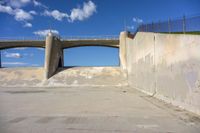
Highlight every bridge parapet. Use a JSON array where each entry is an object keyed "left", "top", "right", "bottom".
[
  {"left": 61, "top": 35, "right": 119, "bottom": 41},
  {"left": 0, "top": 35, "right": 119, "bottom": 41},
  {"left": 0, "top": 37, "right": 46, "bottom": 41}
]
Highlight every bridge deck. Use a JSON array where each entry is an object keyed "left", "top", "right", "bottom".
[
  {"left": 0, "top": 41, "right": 45, "bottom": 50},
  {"left": 0, "top": 39, "right": 119, "bottom": 50}
]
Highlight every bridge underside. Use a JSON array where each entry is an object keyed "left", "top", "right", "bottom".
[
  {"left": 62, "top": 40, "right": 119, "bottom": 49},
  {"left": 0, "top": 41, "right": 45, "bottom": 50},
  {"left": 0, "top": 40, "right": 119, "bottom": 50}
]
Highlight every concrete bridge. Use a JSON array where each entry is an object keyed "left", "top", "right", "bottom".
[
  {"left": 0, "top": 38, "right": 119, "bottom": 50},
  {"left": 0, "top": 33, "right": 123, "bottom": 79}
]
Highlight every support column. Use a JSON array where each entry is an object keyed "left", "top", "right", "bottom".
[
  {"left": 119, "top": 31, "right": 128, "bottom": 70},
  {"left": 44, "top": 33, "right": 63, "bottom": 79}
]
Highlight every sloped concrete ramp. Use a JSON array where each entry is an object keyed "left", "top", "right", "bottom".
[{"left": 0, "top": 67, "right": 127, "bottom": 87}]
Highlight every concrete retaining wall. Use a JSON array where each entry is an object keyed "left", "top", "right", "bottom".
[{"left": 125, "top": 32, "right": 200, "bottom": 115}]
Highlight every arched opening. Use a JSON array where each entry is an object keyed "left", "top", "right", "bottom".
[
  {"left": 0, "top": 47, "right": 45, "bottom": 68},
  {"left": 64, "top": 46, "right": 119, "bottom": 67}
]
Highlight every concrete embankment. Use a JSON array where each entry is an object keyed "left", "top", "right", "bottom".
[
  {"left": 0, "top": 67, "right": 127, "bottom": 87},
  {"left": 125, "top": 32, "right": 200, "bottom": 115}
]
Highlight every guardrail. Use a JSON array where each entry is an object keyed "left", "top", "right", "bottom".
[
  {"left": 61, "top": 35, "right": 119, "bottom": 40},
  {"left": 138, "top": 15, "right": 200, "bottom": 33},
  {"left": 0, "top": 37, "right": 46, "bottom": 41},
  {"left": 0, "top": 35, "right": 119, "bottom": 41}
]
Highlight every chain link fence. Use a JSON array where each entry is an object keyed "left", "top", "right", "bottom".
[{"left": 138, "top": 15, "right": 200, "bottom": 34}]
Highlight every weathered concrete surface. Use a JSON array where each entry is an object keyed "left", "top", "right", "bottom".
[
  {"left": 62, "top": 40, "right": 119, "bottom": 49},
  {"left": 0, "top": 86, "right": 200, "bottom": 133},
  {"left": 125, "top": 32, "right": 200, "bottom": 115},
  {"left": 0, "top": 67, "right": 44, "bottom": 87},
  {"left": 0, "top": 41, "right": 45, "bottom": 50},
  {"left": 0, "top": 67, "right": 127, "bottom": 87},
  {"left": 119, "top": 32, "right": 128, "bottom": 70},
  {"left": 44, "top": 67, "right": 127, "bottom": 87},
  {"left": 45, "top": 34, "right": 63, "bottom": 79}
]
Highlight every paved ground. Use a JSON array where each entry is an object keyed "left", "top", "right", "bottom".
[{"left": 0, "top": 86, "right": 200, "bottom": 133}]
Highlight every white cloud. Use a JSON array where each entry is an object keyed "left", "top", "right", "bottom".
[
  {"left": 14, "top": 9, "right": 33, "bottom": 21},
  {"left": 29, "top": 10, "right": 37, "bottom": 15},
  {"left": 33, "top": 0, "right": 41, "bottom": 6},
  {"left": 0, "top": 4, "right": 35, "bottom": 27},
  {"left": 33, "top": 29, "right": 59, "bottom": 37},
  {"left": 33, "top": 0, "right": 47, "bottom": 8},
  {"left": 43, "top": 10, "right": 68, "bottom": 21},
  {"left": 0, "top": 4, "right": 13, "bottom": 14},
  {"left": 6, "top": 0, "right": 31, "bottom": 8},
  {"left": 3, "top": 52, "right": 22, "bottom": 58},
  {"left": 133, "top": 17, "right": 143, "bottom": 23},
  {"left": 127, "top": 25, "right": 135, "bottom": 30},
  {"left": 13, "top": 47, "right": 27, "bottom": 50},
  {"left": 2, "top": 62, "right": 27, "bottom": 65},
  {"left": 38, "top": 1, "right": 96, "bottom": 23},
  {"left": 23, "top": 22, "right": 32, "bottom": 27},
  {"left": 36, "top": 48, "right": 44, "bottom": 51},
  {"left": 69, "top": 0, "right": 96, "bottom": 22},
  {"left": 0, "top": 4, "right": 33, "bottom": 21}
]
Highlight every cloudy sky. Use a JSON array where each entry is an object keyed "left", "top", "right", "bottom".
[{"left": 0, "top": 0, "right": 199, "bottom": 67}]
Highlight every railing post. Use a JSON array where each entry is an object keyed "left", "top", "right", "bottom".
[
  {"left": 158, "top": 20, "right": 161, "bottom": 33},
  {"left": 146, "top": 24, "right": 148, "bottom": 32},
  {"left": 183, "top": 15, "right": 186, "bottom": 34},
  {"left": 0, "top": 50, "right": 1, "bottom": 68},
  {"left": 152, "top": 22, "right": 154, "bottom": 32},
  {"left": 168, "top": 18, "right": 171, "bottom": 33}
]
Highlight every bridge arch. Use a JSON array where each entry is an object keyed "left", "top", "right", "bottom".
[
  {"left": 63, "top": 46, "right": 119, "bottom": 67},
  {"left": 0, "top": 47, "right": 45, "bottom": 68},
  {"left": 61, "top": 39, "right": 119, "bottom": 49},
  {"left": 62, "top": 44, "right": 119, "bottom": 49}
]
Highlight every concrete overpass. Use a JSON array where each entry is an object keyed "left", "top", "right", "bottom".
[
  {"left": 0, "top": 34, "right": 122, "bottom": 79},
  {"left": 0, "top": 39, "right": 119, "bottom": 50}
]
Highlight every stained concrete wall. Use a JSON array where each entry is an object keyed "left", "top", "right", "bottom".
[
  {"left": 119, "top": 32, "right": 128, "bottom": 70},
  {"left": 125, "top": 32, "right": 200, "bottom": 115},
  {"left": 44, "top": 33, "right": 63, "bottom": 79}
]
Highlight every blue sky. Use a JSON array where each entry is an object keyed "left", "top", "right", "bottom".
[{"left": 0, "top": 0, "right": 200, "bottom": 67}]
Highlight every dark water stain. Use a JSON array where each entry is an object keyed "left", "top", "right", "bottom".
[
  {"left": 63, "top": 117, "right": 88, "bottom": 124},
  {"left": 9, "top": 117, "right": 27, "bottom": 123},
  {"left": 4, "top": 90, "right": 46, "bottom": 94},
  {"left": 36, "top": 117, "right": 56, "bottom": 124}
]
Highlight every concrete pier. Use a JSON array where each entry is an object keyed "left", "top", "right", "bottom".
[
  {"left": 44, "top": 33, "right": 63, "bottom": 79},
  {"left": 119, "top": 31, "right": 128, "bottom": 70}
]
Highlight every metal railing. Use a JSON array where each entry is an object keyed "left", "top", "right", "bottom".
[
  {"left": 138, "top": 15, "right": 200, "bottom": 34},
  {"left": 0, "top": 35, "right": 119, "bottom": 41},
  {"left": 0, "top": 36, "right": 45, "bottom": 41},
  {"left": 61, "top": 35, "right": 119, "bottom": 40}
]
